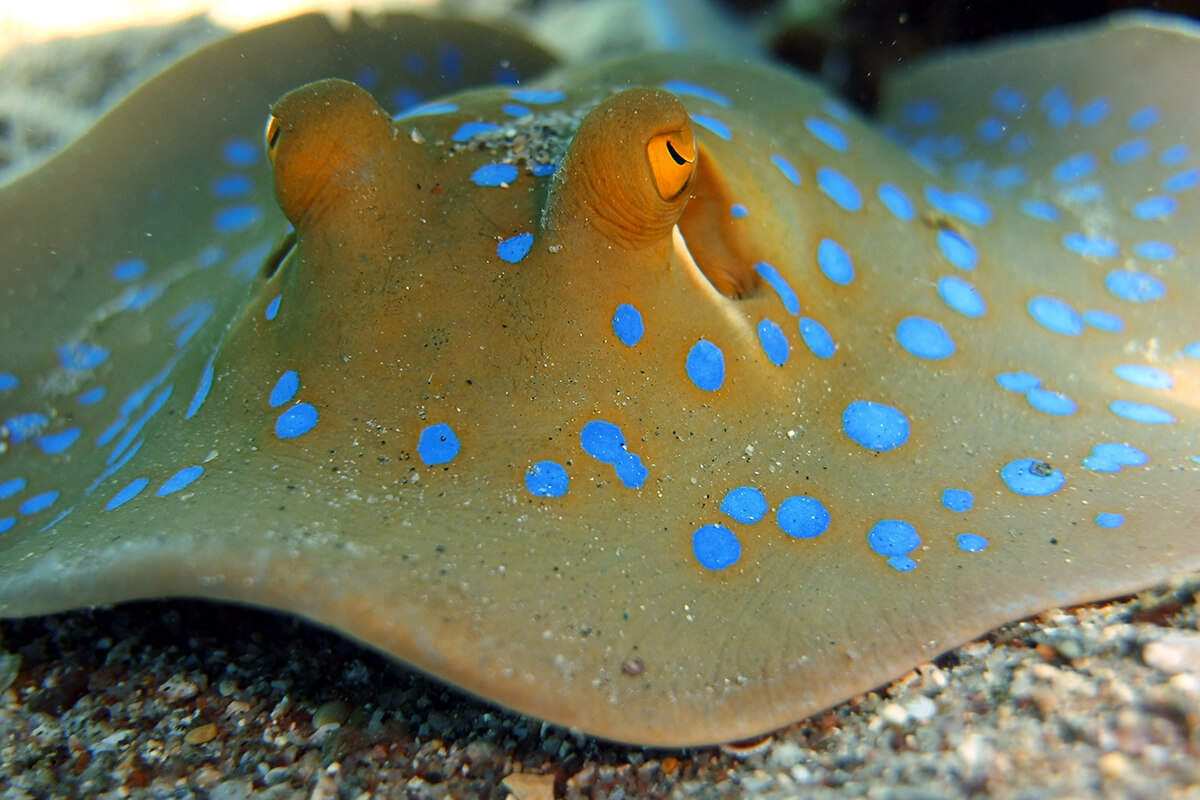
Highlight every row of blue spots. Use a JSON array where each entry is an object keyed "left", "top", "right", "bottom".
[
  {"left": 271, "top": 366, "right": 317, "bottom": 440},
  {"left": 799, "top": 317, "right": 836, "bottom": 359},
  {"left": 770, "top": 154, "right": 800, "bottom": 186},
  {"left": 1105, "top": 270, "right": 1165, "bottom": 303},
  {"left": 212, "top": 204, "right": 263, "bottom": 235},
  {"left": 111, "top": 258, "right": 149, "bottom": 282},
  {"left": 817, "top": 239, "right": 854, "bottom": 285},
  {"left": 924, "top": 186, "right": 991, "bottom": 226},
  {"left": 661, "top": 80, "right": 731, "bottom": 107},
  {"left": 1000, "top": 458, "right": 1064, "bottom": 496},
  {"left": 877, "top": 183, "right": 915, "bottom": 221},
  {"left": 757, "top": 320, "right": 789, "bottom": 366},
  {"left": 941, "top": 488, "right": 973, "bottom": 512},
  {"left": 752, "top": 262, "right": 799, "bottom": 315},
  {"left": 897, "top": 317, "right": 955, "bottom": 360},
  {"left": 497, "top": 232, "right": 533, "bottom": 264},
  {"left": 1083, "top": 442, "right": 1148, "bottom": 473},
  {"left": 1113, "top": 364, "right": 1173, "bottom": 390},
  {"left": 1028, "top": 295, "right": 1083, "bottom": 336},
  {"left": 1095, "top": 512, "right": 1125, "bottom": 529},
  {"left": 868, "top": 520, "right": 921, "bottom": 572},
  {"left": 612, "top": 304, "right": 644, "bottom": 347},
  {"left": 936, "top": 229, "right": 977, "bottom": 270},
  {"left": 471, "top": 163, "right": 518, "bottom": 187},
  {"left": 996, "top": 372, "right": 1076, "bottom": 416},
  {"left": 938, "top": 276, "right": 986, "bottom": 318},
  {"left": 686, "top": 340, "right": 725, "bottom": 391},
  {"left": 579, "top": 420, "right": 647, "bottom": 489},
  {"left": 690, "top": 113, "right": 732, "bottom": 141},
  {"left": 816, "top": 168, "right": 861, "bottom": 212},
  {"left": 842, "top": 401, "right": 909, "bottom": 451},
  {"left": 525, "top": 461, "right": 569, "bottom": 498},
  {"left": 417, "top": 422, "right": 460, "bottom": 466},
  {"left": 266, "top": 294, "right": 282, "bottom": 321},
  {"left": 57, "top": 342, "right": 109, "bottom": 371},
  {"left": 804, "top": 117, "right": 849, "bottom": 152},
  {"left": 1110, "top": 400, "right": 1174, "bottom": 425},
  {"left": 222, "top": 137, "right": 258, "bottom": 168},
  {"left": 5, "top": 412, "right": 49, "bottom": 444}
]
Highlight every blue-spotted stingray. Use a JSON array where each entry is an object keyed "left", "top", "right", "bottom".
[{"left": 0, "top": 9, "right": 1198, "bottom": 747}]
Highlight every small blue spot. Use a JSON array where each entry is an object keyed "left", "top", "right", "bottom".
[
  {"left": 276, "top": 403, "right": 319, "bottom": 440},
  {"left": 270, "top": 370, "right": 300, "bottom": 407},
  {"left": 1111, "top": 138, "right": 1149, "bottom": 164},
  {"left": 770, "top": 153, "right": 800, "bottom": 186},
  {"left": 1040, "top": 85, "right": 1073, "bottom": 128},
  {"left": 996, "top": 372, "right": 1041, "bottom": 392},
  {"left": 35, "top": 427, "right": 81, "bottom": 455},
  {"left": 170, "top": 299, "right": 215, "bottom": 348},
  {"left": 502, "top": 103, "right": 530, "bottom": 117},
  {"left": 0, "top": 478, "right": 25, "bottom": 499},
  {"left": 690, "top": 113, "right": 732, "bottom": 141},
  {"left": 817, "top": 239, "right": 854, "bottom": 285},
  {"left": 757, "top": 319, "right": 789, "bottom": 366},
  {"left": 1185, "top": 342, "right": 1200, "bottom": 359},
  {"left": 111, "top": 258, "right": 149, "bottom": 282},
  {"left": 451, "top": 121, "right": 501, "bottom": 142},
  {"left": 1028, "top": 296, "right": 1083, "bottom": 336},
  {"left": 1000, "top": 458, "right": 1065, "bottom": 496},
  {"left": 989, "top": 165, "right": 1027, "bottom": 190},
  {"left": 1062, "top": 232, "right": 1119, "bottom": 259},
  {"left": 817, "top": 168, "right": 862, "bottom": 212},
  {"left": 1160, "top": 144, "right": 1190, "bottom": 166},
  {"left": 0, "top": 373, "right": 17, "bottom": 391},
  {"left": 842, "top": 401, "right": 909, "bottom": 452},
  {"left": 1083, "top": 310, "right": 1123, "bottom": 332},
  {"left": 222, "top": 138, "right": 259, "bottom": 168},
  {"left": 868, "top": 520, "right": 921, "bottom": 557},
  {"left": 525, "top": 461, "right": 569, "bottom": 497},
  {"left": 1052, "top": 152, "right": 1096, "bottom": 183},
  {"left": 730, "top": 204, "right": 749, "bottom": 218},
  {"left": 897, "top": 317, "right": 955, "bottom": 360},
  {"left": 686, "top": 340, "right": 725, "bottom": 392},
  {"left": 777, "top": 495, "right": 831, "bottom": 539},
  {"left": 57, "top": 342, "right": 109, "bottom": 371},
  {"left": 581, "top": 421, "right": 625, "bottom": 462},
  {"left": 105, "top": 478, "right": 148, "bottom": 511},
  {"left": 212, "top": 204, "right": 263, "bottom": 234},
  {"left": 721, "top": 487, "right": 768, "bottom": 524},
  {"left": 1020, "top": 200, "right": 1060, "bottom": 222},
  {"left": 5, "top": 413, "right": 49, "bottom": 443},
  {"left": 157, "top": 465, "right": 204, "bottom": 497},
  {"left": 976, "top": 117, "right": 1006, "bottom": 143},
  {"left": 121, "top": 284, "right": 164, "bottom": 312},
  {"left": 1132, "top": 196, "right": 1176, "bottom": 221},
  {"left": 497, "top": 232, "right": 534, "bottom": 263},
  {"left": 936, "top": 229, "right": 977, "bottom": 270},
  {"left": 1027, "top": 388, "right": 1076, "bottom": 416},
  {"left": 1114, "top": 364, "right": 1173, "bottom": 390},
  {"left": 439, "top": 46, "right": 463, "bottom": 82},
  {"left": 1163, "top": 168, "right": 1200, "bottom": 192},
  {"left": 612, "top": 304, "right": 644, "bottom": 347},
  {"left": 753, "top": 262, "right": 799, "bottom": 315},
  {"left": 938, "top": 276, "right": 986, "bottom": 318},
  {"left": 804, "top": 117, "right": 849, "bottom": 152},
  {"left": 0, "top": 518, "right": 13, "bottom": 534},
  {"left": 186, "top": 354, "right": 215, "bottom": 420},
  {"left": 353, "top": 65, "right": 378, "bottom": 90},
  {"left": 210, "top": 174, "right": 254, "bottom": 199},
  {"left": 1105, "top": 271, "right": 1165, "bottom": 303},
  {"left": 942, "top": 489, "right": 973, "bottom": 513},
  {"left": 692, "top": 524, "right": 741, "bottom": 570},
  {"left": 1007, "top": 131, "right": 1034, "bottom": 156},
  {"left": 1095, "top": 512, "right": 1125, "bottom": 529},
  {"left": 1077, "top": 96, "right": 1111, "bottom": 127},
  {"left": 877, "top": 183, "right": 914, "bottom": 221},
  {"left": 957, "top": 534, "right": 989, "bottom": 553},
  {"left": 1083, "top": 442, "right": 1148, "bottom": 473},
  {"left": 19, "top": 491, "right": 58, "bottom": 515},
  {"left": 903, "top": 98, "right": 941, "bottom": 125},
  {"left": 660, "top": 80, "right": 731, "bottom": 107},
  {"left": 1134, "top": 241, "right": 1175, "bottom": 260},
  {"left": 1110, "top": 400, "right": 1174, "bottom": 425},
  {"left": 613, "top": 451, "right": 648, "bottom": 489},
  {"left": 799, "top": 317, "right": 836, "bottom": 359},
  {"left": 887, "top": 556, "right": 918, "bottom": 572},
  {"left": 266, "top": 294, "right": 281, "bottom": 321},
  {"left": 1128, "top": 105, "right": 1160, "bottom": 131},
  {"left": 417, "top": 422, "right": 460, "bottom": 465},
  {"left": 924, "top": 186, "right": 991, "bottom": 226},
  {"left": 471, "top": 163, "right": 519, "bottom": 187},
  {"left": 530, "top": 163, "right": 555, "bottom": 177},
  {"left": 509, "top": 89, "right": 565, "bottom": 104}
]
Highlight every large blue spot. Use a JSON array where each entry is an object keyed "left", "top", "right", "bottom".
[
  {"left": 270, "top": 370, "right": 300, "bottom": 408},
  {"left": 897, "top": 317, "right": 955, "bottom": 360},
  {"left": 1027, "top": 388, "right": 1076, "bottom": 416},
  {"left": 105, "top": 478, "right": 149, "bottom": 511},
  {"left": 976, "top": 116, "right": 1005, "bottom": 143},
  {"left": 1128, "top": 105, "right": 1161, "bottom": 131},
  {"left": 497, "top": 232, "right": 534, "bottom": 263},
  {"left": 0, "top": 478, "right": 25, "bottom": 500},
  {"left": 471, "top": 163, "right": 519, "bottom": 187},
  {"left": 612, "top": 453, "right": 648, "bottom": 489},
  {"left": 395, "top": 101, "right": 458, "bottom": 119},
  {"left": 612, "top": 304, "right": 644, "bottom": 347},
  {"left": 1062, "top": 233, "right": 1119, "bottom": 259},
  {"left": 942, "top": 489, "right": 973, "bottom": 513},
  {"left": 660, "top": 80, "right": 731, "bottom": 107},
  {"left": 418, "top": 422, "right": 460, "bottom": 465},
  {"left": 581, "top": 420, "right": 625, "bottom": 462},
  {"left": 1132, "top": 195, "right": 1176, "bottom": 220},
  {"left": 777, "top": 496, "right": 831, "bottom": 539},
  {"left": 757, "top": 320, "right": 789, "bottom": 366},
  {"left": 721, "top": 487, "right": 768, "bottom": 524},
  {"left": 957, "top": 534, "right": 989, "bottom": 553},
  {"left": 1111, "top": 138, "right": 1150, "bottom": 164},
  {"left": 799, "top": 318, "right": 836, "bottom": 359},
  {"left": 1051, "top": 152, "right": 1096, "bottom": 183},
  {"left": 35, "top": 427, "right": 81, "bottom": 455},
  {"left": 452, "top": 121, "right": 501, "bottom": 142},
  {"left": 753, "top": 262, "right": 799, "bottom": 315},
  {"left": 842, "top": 401, "right": 909, "bottom": 451},
  {"left": 868, "top": 520, "right": 921, "bottom": 557},
  {"left": 770, "top": 154, "right": 800, "bottom": 186},
  {"left": 526, "top": 461, "right": 569, "bottom": 498},
  {"left": 690, "top": 113, "right": 732, "bottom": 141},
  {"left": 266, "top": 295, "right": 282, "bottom": 321},
  {"left": 57, "top": 343, "right": 109, "bottom": 371},
  {"left": 816, "top": 168, "right": 862, "bottom": 212},
  {"left": 692, "top": 524, "right": 741, "bottom": 570},
  {"left": 1105, "top": 271, "right": 1165, "bottom": 303},
  {"left": 1028, "top": 296, "right": 1083, "bottom": 336},
  {"left": 1110, "top": 400, "right": 1174, "bottom": 425},
  {"left": 1113, "top": 364, "right": 1173, "bottom": 390},
  {"left": 877, "top": 183, "right": 915, "bottom": 221},
  {"left": 157, "top": 466, "right": 204, "bottom": 497},
  {"left": 1164, "top": 168, "right": 1200, "bottom": 192},
  {"left": 276, "top": 403, "right": 319, "bottom": 440},
  {"left": 1095, "top": 513, "right": 1125, "bottom": 529},
  {"left": 817, "top": 239, "right": 854, "bottom": 285},
  {"left": 937, "top": 276, "right": 985, "bottom": 318},
  {"left": 996, "top": 371, "right": 1041, "bottom": 392},
  {"left": 804, "top": 117, "right": 849, "bottom": 152},
  {"left": 1160, "top": 144, "right": 1190, "bottom": 167},
  {"left": 1000, "top": 458, "right": 1065, "bottom": 496},
  {"left": 686, "top": 340, "right": 725, "bottom": 392},
  {"left": 936, "top": 229, "right": 977, "bottom": 270},
  {"left": 212, "top": 204, "right": 263, "bottom": 234},
  {"left": 0, "top": 373, "right": 17, "bottom": 392},
  {"left": 19, "top": 491, "right": 58, "bottom": 515},
  {"left": 1082, "top": 442, "right": 1148, "bottom": 473}
]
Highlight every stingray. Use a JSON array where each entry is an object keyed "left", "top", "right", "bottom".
[{"left": 0, "top": 8, "right": 1197, "bottom": 747}]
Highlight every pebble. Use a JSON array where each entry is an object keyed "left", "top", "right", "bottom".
[{"left": 1143, "top": 631, "right": 1200, "bottom": 674}]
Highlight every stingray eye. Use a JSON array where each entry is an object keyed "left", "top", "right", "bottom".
[
  {"left": 265, "top": 114, "right": 282, "bottom": 163},
  {"left": 647, "top": 128, "right": 696, "bottom": 200}
]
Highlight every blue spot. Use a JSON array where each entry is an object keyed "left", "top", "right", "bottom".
[
  {"left": 957, "top": 534, "right": 989, "bottom": 553},
  {"left": 0, "top": 374, "right": 17, "bottom": 392},
  {"left": 1006, "top": 131, "right": 1033, "bottom": 156},
  {"left": 692, "top": 524, "right": 741, "bottom": 570},
  {"left": 612, "top": 304, "right": 644, "bottom": 347},
  {"left": 877, "top": 183, "right": 914, "bottom": 221},
  {"left": 212, "top": 204, "right": 263, "bottom": 234},
  {"left": 1062, "top": 232, "right": 1119, "bottom": 259},
  {"left": 1052, "top": 152, "right": 1096, "bottom": 183},
  {"left": 721, "top": 487, "right": 768, "bottom": 524},
  {"left": 1111, "top": 138, "right": 1149, "bottom": 164},
  {"left": 0, "top": 478, "right": 25, "bottom": 499},
  {"left": 817, "top": 168, "right": 862, "bottom": 212},
  {"left": 842, "top": 401, "right": 909, "bottom": 452},
  {"left": 1160, "top": 144, "right": 1190, "bottom": 166},
  {"left": 157, "top": 465, "right": 204, "bottom": 497},
  {"left": 502, "top": 103, "right": 530, "bottom": 117},
  {"left": 1060, "top": 182, "right": 1106, "bottom": 204},
  {"left": 1000, "top": 459, "right": 1065, "bottom": 496},
  {"left": 497, "top": 232, "right": 534, "bottom": 263},
  {"left": 529, "top": 162, "right": 555, "bottom": 177},
  {"left": 1132, "top": 196, "right": 1176, "bottom": 220},
  {"left": 887, "top": 556, "right": 918, "bottom": 573},
  {"left": 581, "top": 420, "right": 625, "bottom": 462},
  {"left": 1110, "top": 400, "right": 1174, "bottom": 425},
  {"left": 35, "top": 427, "right": 81, "bottom": 455},
  {"left": 107, "top": 385, "right": 172, "bottom": 467},
  {"left": 404, "top": 52, "right": 426, "bottom": 74},
  {"left": 417, "top": 422, "right": 460, "bottom": 465},
  {"left": 757, "top": 320, "right": 789, "bottom": 366},
  {"left": 270, "top": 370, "right": 300, "bottom": 407},
  {"left": 509, "top": 89, "right": 565, "bottom": 104},
  {"left": 1077, "top": 97, "right": 1111, "bottom": 127},
  {"left": 111, "top": 258, "right": 149, "bottom": 282},
  {"left": 196, "top": 244, "right": 226, "bottom": 269},
  {"left": 105, "top": 478, "right": 148, "bottom": 511},
  {"left": 121, "top": 284, "right": 164, "bottom": 312},
  {"left": 989, "top": 165, "right": 1027, "bottom": 190},
  {"left": 471, "top": 163, "right": 519, "bottom": 187},
  {"left": 690, "top": 113, "right": 732, "bottom": 141},
  {"left": 868, "top": 520, "right": 921, "bottom": 557},
  {"left": 1134, "top": 241, "right": 1175, "bottom": 260},
  {"left": 1095, "top": 513, "right": 1125, "bottom": 529},
  {"left": 770, "top": 153, "right": 800, "bottom": 185},
  {"left": 903, "top": 99, "right": 940, "bottom": 125},
  {"left": 1027, "top": 389, "right": 1076, "bottom": 416},
  {"left": 804, "top": 117, "right": 849, "bottom": 152},
  {"left": 1083, "top": 310, "right": 1123, "bottom": 332},
  {"left": 276, "top": 403, "right": 319, "bottom": 440},
  {"left": 1185, "top": 342, "right": 1200, "bottom": 359},
  {"left": 170, "top": 299, "right": 215, "bottom": 348},
  {"left": 925, "top": 186, "right": 991, "bottom": 226},
  {"left": 1040, "top": 85, "right": 1072, "bottom": 128},
  {"left": 266, "top": 294, "right": 281, "bottom": 321},
  {"left": 57, "top": 342, "right": 109, "bottom": 371},
  {"left": 936, "top": 229, "right": 977, "bottom": 270},
  {"left": 686, "top": 340, "right": 725, "bottom": 392},
  {"left": 816, "top": 239, "right": 854, "bottom": 285},
  {"left": 1028, "top": 296, "right": 1083, "bottom": 336},
  {"left": 5, "top": 413, "right": 48, "bottom": 443},
  {"left": 976, "top": 117, "right": 1005, "bottom": 143},
  {"left": 799, "top": 318, "right": 836, "bottom": 359},
  {"left": 210, "top": 174, "right": 254, "bottom": 199},
  {"left": 353, "top": 66, "right": 378, "bottom": 90},
  {"left": 1128, "top": 105, "right": 1160, "bottom": 131},
  {"left": 613, "top": 452, "right": 648, "bottom": 489},
  {"left": 19, "top": 491, "right": 58, "bottom": 515},
  {"left": 823, "top": 98, "right": 852, "bottom": 121},
  {"left": 186, "top": 353, "right": 215, "bottom": 420},
  {"left": 942, "top": 489, "right": 974, "bottom": 512},
  {"left": 996, "top": 372, "right": 1042, "bottom": 392},
  {"left": 897, "top": 317, "right": 955, "bottom": 360},
  {"left": 730, "top": 204, "right": 749, "bottom": 218},
  {"left": 525, "top": 461, "right": 569, "bottom": 498},
  {"left": 1020, "top": 200, "right": 1060, "bottom": 222},
  {"left": 0, "top": 518, "right": 13, "bottom": 534},
  {"left": 1083, "top": 442, "right": 1148, "bottom": 473},
  {"left": 395, "top": 101, "right": 458, "bottom": 119},
  {"left": 1105, "top": 271, "right": 1165, "bottom": 303},
  {"left": 222, "top": 138, "right": 259, "bottom": 168},
  {"left": 451, "top": 121, "right": 501, "bottom": 142},
  {"left": 938, "top": 276, "right": 986, "bottom": 318},
  {"left": 1163, "top": 169, "right": 1200, "bottom": 192},
  {"left": 777, "top": 496, "right": 831, "bottom": 539},
  {"left": 660, "top": 80, "right": 731, "bottom": 107},
  {"left": 753, "top": 262, "right": 799, "bottom": 315},
  {"left": 1114, "top": 364, "right": 1173, "bottom": 390}
]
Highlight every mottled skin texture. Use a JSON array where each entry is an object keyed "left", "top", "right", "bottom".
[{"left": 0, "top": 12, "right": 1197, "bottom": 746}]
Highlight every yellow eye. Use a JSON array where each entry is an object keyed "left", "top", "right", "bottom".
[
  {"left": 647, "top": 128, "right": 696, "bottom": 200},
  {"left": 265, "top": 114, "right": 281, "bottom": 163}
]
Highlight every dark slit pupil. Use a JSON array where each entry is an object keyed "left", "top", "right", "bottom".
[{"left": 666, "top": 140, "right": 687, "bottom": 166}]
